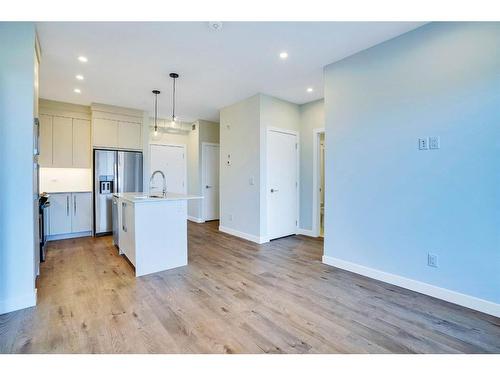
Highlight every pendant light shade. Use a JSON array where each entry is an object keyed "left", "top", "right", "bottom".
[{"left": 151, "top": 89, "right": 162, "bottom": 141}]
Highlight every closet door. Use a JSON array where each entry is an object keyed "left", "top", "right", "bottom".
[{"left": 52, "top": 116, "right": 73, "bottom": 167}]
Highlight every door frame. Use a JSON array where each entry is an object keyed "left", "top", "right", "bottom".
[
  {"left": 266, "top": 127, "right": 300, "bottom": 241},
  {"left": 149, "top": 143, "right": 187, "bottom": 194},
  {"left": 312, "top": 128, "right": 325, "bottom": 237},
  {"left": 201, "top": 142, "right": 220, "bottom": 221}
]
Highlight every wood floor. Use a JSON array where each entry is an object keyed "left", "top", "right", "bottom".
[{"left": 1, "top": 221, "right": 499, "bottom": 353}]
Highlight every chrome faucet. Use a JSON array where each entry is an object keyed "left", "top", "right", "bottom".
[{"left": 149, "top": 170, "right": 167, "bottom": 197}]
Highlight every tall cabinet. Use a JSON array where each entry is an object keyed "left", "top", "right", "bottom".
[{"left": 39, "top": 101, "right": 91, "bottom": 168}]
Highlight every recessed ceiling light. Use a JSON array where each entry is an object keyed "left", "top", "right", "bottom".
[
  {"left": 279, "top": 51, "right": 288, "bottom": 59},
  {"left": 78, "top": 56, "right": 88, "bottom": 63},
  {"left": 75, "top": 74, "right": 84, "bottom": 81},
  {"left": 74, "top": 88, "right": 81, "bottom": 94},
  {"left": 307, "top": 87, "right": 314, "bottom": 93}
]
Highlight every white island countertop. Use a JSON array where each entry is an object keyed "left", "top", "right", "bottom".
[{"left": 113, "top": 192, "right": 202, "bottom": 203}]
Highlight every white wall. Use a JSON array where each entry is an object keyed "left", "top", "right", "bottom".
[
  {"left": 323, "top": 22, "right": 500, "bottom": 315},
  {"left": 219, "top": 94, "right": 300, "bottom": 242},
  {"left": 0, "top": 22, "right": 37, "bottom": 314},
  {"left": 219, "top": 95, "right": 262, "bottom": 240}
]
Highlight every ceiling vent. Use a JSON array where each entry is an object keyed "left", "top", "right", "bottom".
[{"left": 208, "top": 22, "right": 223, "bottom": 32}]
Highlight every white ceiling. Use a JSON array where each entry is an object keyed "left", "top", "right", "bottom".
[{"left": 36, "top": 22, "right": 425, "bottom": 122}]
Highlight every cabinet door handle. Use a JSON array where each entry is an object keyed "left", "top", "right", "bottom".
[
  {"left": 122, "top": 202, "right": 127, "bottom": 232},
  {"left": 74, "top": 195, "right": 77, "bottom": 215},
  {"left": 66, "top": 195, "right": 69, "bottom": 216}
]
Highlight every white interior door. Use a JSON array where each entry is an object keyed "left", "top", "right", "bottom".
[
  {"left": 267, "top": 130, "right": 298, "bottom": 240},
  {"left": 202, "top": 144, "right": 220, "bottom": 221},
  {"left": 150, "top": 144, "right": 186, "bottom": 194}
]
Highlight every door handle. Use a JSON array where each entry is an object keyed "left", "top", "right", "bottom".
[
  {"left": 206, "top": 185, "right": 212, "bottom": 189},
  {"left": 66, "top": 195, "right": 69, "bottom": 216},
  {"left": 74, "top": 195, "right": 77, "bottom": 215},
  {"left": 270, "top": 188, "right": 279, "bottom": 193}
]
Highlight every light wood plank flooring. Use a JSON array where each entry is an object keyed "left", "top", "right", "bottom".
[{"left": 1, "top": 221, "right": 499, "bottom": 353}]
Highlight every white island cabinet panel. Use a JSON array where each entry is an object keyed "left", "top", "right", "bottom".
[
  {"left": 135, "top": 200, "right": 187, "bottom": 276},
  {"left": 113, "top": 192, "right": 201, "bottom": 277}
]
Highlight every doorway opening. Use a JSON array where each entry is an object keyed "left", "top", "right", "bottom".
[{"left": 312, "top": 128, "right": 325, "bottom": 238}]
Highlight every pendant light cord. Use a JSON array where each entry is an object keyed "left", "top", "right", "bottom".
[
  {"left": 172, "top": 77, "right": 176, "bottom": 122},
  {"left": 154, "top": 92, "right": 158, "bottom": 131}
]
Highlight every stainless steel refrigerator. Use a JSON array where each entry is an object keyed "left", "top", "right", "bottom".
[{"left": 94, "top": 149, "right": 143, "bottom": 236}]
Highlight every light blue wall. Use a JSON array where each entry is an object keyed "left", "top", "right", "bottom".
[
  {"left": 324, "top": 22, "right": 500, "bottom": 303},
  {"left": 0, "top": 22, "right": 37, "bottom": 313}
]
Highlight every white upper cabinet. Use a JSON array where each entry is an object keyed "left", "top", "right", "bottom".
[
  {"left": 118, "top": 121, "right": 142, "bottom": 150},
  {"left": 72, "top": 119, "right": 91, "bottom": 167},
  {"left": 39, "top": 100, "right": 92, "bottom": 169},
  {"left": 39, "top": 114, "right": 53, "bottom": 167},
  {"left": 93, "top": 118, "right": 119, "bottom": 148},
  {"left": 91, "top": 104, "right": 143, "bottom": 150},
  {"left": 52, "top": 116, "right": 73, "bottom": 167}
]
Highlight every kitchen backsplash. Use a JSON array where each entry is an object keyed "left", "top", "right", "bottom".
[{"left": 40, "top": 168, "right": 92, "bottom": 193}]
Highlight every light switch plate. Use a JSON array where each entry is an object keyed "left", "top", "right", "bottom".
[
  {"left": 418, "top": 138, "right": 429, "bottom": 150},
  {"left": 428, "top": 253, "right": 439, "bottom": 268},
  {"left": 429, "top": 136, "right": 440, "bottom": 149}
]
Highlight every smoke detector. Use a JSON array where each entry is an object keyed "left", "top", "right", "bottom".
[{"left": 208, "top": 22, "right": 223, "bottom": 31}]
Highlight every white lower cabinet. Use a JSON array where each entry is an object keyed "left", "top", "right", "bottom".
[
  {"left": 48, "top": 192, "right": 92, "bottom": 238},
  {"left": 119, "top": 200, "right": 136, "bottom": 266},
  {"left": 49, "top": 193, "right": 72, "bottom": 235}
]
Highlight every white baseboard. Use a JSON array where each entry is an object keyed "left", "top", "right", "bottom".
[
  {"left": 47, "top": 231, "right": 92, "bottom": 241},
  {"left": 322, "top": 255, "right": 500, "bottom": 318},
  {"left": 219, "top": 226, "right": 269, "bottom": 244},
  {"left": 0, "top": 289, "right": 37, "bottom": 315},
  {"left": 188, "top": 216, "right": 205, "bottom": 224},
  {"left": 296, "top": 228, "right": 317, "bottom": 237}
]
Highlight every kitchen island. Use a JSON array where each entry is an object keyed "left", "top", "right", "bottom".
[{"left": 113, "top": 192, "right": 202, "bottom": 277}]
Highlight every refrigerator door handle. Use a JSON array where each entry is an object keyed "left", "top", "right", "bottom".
[{"left": 114, "top": 151, "right": 119, "bottom": 193}]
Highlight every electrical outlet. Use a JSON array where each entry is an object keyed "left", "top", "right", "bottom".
[
  {"left": 427, "top": 253, "right": 439, "bottom": 268},
  {"left": 228, "top": 214, "right": 233, "bottom": 221},
  {"left": 429, "top": 136, "right": 440, "bottom": 149},
  {"left": 418, "top": 138, "right": 429, "bottom": 150}
]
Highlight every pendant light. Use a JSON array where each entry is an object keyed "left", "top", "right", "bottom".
[
  {"left": 151, "top": 89, "right": 162, "bottom": 141},
  {"left": 169, "top": 73, "right": 180, "bottom": 130}
]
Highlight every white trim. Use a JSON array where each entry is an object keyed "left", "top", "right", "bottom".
[
  {"left": 219, "top": 225, "right": 269, "bottom": 244},
  {"left": 296, "top": 228, "right": 317, "bottom": 237},
  {"left": 266, "top": 128, "right": 300, "bottom": 240},
  {"left": 0, "top": 289, "right": 37, "bottom": 315},
  {"left": 188, "top": 216, "right": 205, "bottom": 224},
  {"left": 322, "top": 255, "right": 500, "bottom": 318},
  {"left": 312, "top": 128, "right": 325, "bottom": 238},
  {"left": 201, "top": 142, "right": 220, "bottom": 222},
  {"left": 47, "top": 231, "right": 92, "bottom": 241}
]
